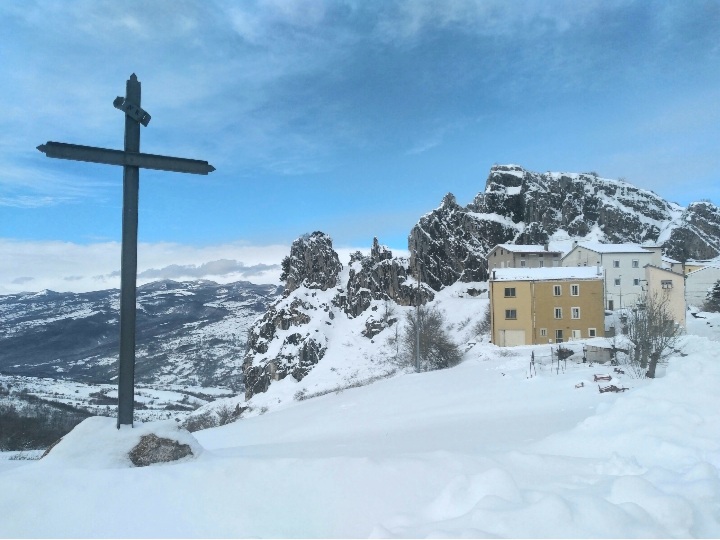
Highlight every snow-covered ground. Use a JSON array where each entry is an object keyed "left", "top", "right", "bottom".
[{"left": 1, "top": 308, "right": 719, "bottom": 537}]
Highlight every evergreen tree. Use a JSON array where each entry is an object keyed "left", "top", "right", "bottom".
[{"left": 704, "top": 280, "right": 720, "bottom": 312}]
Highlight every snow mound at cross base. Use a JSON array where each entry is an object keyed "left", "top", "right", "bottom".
[{"left": 40, "top": 417, "right": 203, "bottom": 469}]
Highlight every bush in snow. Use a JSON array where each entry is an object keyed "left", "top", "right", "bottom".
[{"left": 402, "top": 305, "right": 462, "bottom": 371}]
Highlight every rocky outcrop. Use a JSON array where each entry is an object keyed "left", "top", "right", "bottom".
[
  {"left": 129, "top": 434, "right": 193, "bottom": 467},
  {"left": 409, "top": 192, "right": 519, "bottom": 289},
  {"left": 407, "top": 165, "right": 720, "bottom": 290},
  {"left": 470, "top": 165, "right": 675, "bottom": 244},
  {"left": 664, "top": 202, "right": 720, "bottom": 261},
  {"left": 280, "top": 232, "right": 342, "bottom": 293},
  {"left": 335, "top": 238, "right": 434, "bottom": 317},
  {"left": 243, "top": 236, "right": 433, "bottom": 399},
  {"left": 244, "top": 233, "right": 342, "bottom": 399}
]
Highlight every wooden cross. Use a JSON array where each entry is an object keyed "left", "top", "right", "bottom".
[{"left": 38, "top": 74, "right": 215, "bottom": 428}]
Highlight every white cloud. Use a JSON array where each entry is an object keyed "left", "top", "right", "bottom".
[
  {"left": 0, "top": 238, "right": 377, "bottom": 295},
  {"left": 0, "top": 239, "right": 290, "bottom": 295}
]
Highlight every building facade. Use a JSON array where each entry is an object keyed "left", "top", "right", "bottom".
[
  {"left": 644, "top": 265, "right": 686, "bottom": 328},
  {"left": 561, "top": 242, "right": 660, "bottom": 310},
  {"left": 490, "top": 267, "right": 605, "bottom": 346},
  {"left": 486, "top": 244, "right": 562, "bottom": 272}
]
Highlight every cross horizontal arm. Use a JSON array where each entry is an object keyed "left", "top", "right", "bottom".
[{"left": 37, "top": 141, "right": 215, "bottom": 175}]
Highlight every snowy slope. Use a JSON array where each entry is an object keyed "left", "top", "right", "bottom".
[{"left": 1, "top": 308, "right": 718, "bottom": 537}]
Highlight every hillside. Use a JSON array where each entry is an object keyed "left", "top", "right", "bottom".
[{"left": 0, "top": 280, "right": 281, "bottom": 387}]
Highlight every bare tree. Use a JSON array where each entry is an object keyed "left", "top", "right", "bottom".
[
  {"left": 402, "top": 305, "right": 462, "bottom": 371},
  {"left": 472, "top": 305, "right": 491, "bottom": 339},
  {"left": 623, "top": 292, "right": 683, "bottom": 378}
]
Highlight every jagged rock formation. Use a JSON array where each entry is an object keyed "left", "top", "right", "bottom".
[
  {"left": 409, "top": 193, "right": 519, "bottom": 291},
  {"left": 408, "top": 165, "right": 720, "bottom": 289},
  {"left": 337, "top": 238, "right": 434, "bottom": 317},
  {"left": 243, "top": 235, "right": 434, "bottom": 399},
  {"left": 244, "top": 234, "right": 344, "bottom": 398},
  {"left": 280, "top": 231, "right": 342, "bottom": 293}
]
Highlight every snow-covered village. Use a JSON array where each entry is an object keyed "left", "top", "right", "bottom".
[{"left": 2, "top": 2, "right": 720, "bottom": 539}]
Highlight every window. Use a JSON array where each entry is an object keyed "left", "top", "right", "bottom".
[
  {"left": 613, "top": 260, "right": 620, "bottom": 268},
  {"left": 571, "top": 284, "right": 579, "bottom": 296},
  {"left": 540, "top": 328, "right": 547, "bottom": 337},
  {"left": 633, "top": 278, "right": 640, "bottom": 286},
  {"left": 588, "top": 328, "right": 597, "bottom": 337},
  {"left": 661, "top": 280, "right": 673, "bottom": 289},
  {"left": 520, "top": 259, "right": 526, "bottom": 267},
  {"left": 554, "top": 307, "right": 563, "bottom": 319},
  {"left": 571, "top": 330, "right": 581, "bottom": 340},
  {"left": 571, "top": 307, "right": 581, "bottom": 319},
  {"left": 504, "top": 287, "right": 516, "bottom": 298},
  {"left": 632, "top": 259, "right": 639, "bottom": 268},
  {"left": 553, "top": 285, "right": 562, "bottom": 296},
  {"left": 538, "top": 254, "right": 544, "bottom": 258},
  {"left": 614, "top": 278, "right": 621, "bottom": 286},
  {"left": 505, "top": 309, "right": 517, "bottom": 320},
  {"left": 555, "top": 329, "right": 564, "bottom": 343},
  {"left": 539, "top": 261, "right": 544, "bottom": 267},
  {"left": 520, "top": 253, "right": 526, "bottom": 257}
]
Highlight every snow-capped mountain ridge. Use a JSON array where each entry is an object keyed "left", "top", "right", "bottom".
[{"left": 0, "top": 279, "right": 282, "bottom": 387}]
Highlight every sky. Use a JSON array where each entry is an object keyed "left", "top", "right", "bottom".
[{"left": 1, "top": 0, "right": 719, "bottom": 293}]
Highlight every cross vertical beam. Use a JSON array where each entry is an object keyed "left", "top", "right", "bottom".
[{"left": 118, "top": 74, "right": 141, "bottom": 427}]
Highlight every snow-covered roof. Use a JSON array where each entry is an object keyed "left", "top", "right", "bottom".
[
  {"left": 493, "top": 244, "right": 561, "bottom": 254},
  {"left": 491, "top": 266, "right": 604, "bottom": 282},
  {"left": 569, "top": 242, "right": 650, "bottom": 254},
  {"left": 686, "top": 265, "right": 720, "bottom": 276},
  {"left": 662, "top": 255, "right": 681, "bottom": 264}
]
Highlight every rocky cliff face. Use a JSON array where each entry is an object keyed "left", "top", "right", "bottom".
[
  {"left": 664, "top": 202, "right": 720, "bottom": 261},
  {"left": 408, "top": 165, "right": 720, "bottom": 289},
  {"left": 280, "top": 231, "right": 343, "bottom": 293},
  {"left": 243, "top": 235, "right": 433, "bottom": 399}
]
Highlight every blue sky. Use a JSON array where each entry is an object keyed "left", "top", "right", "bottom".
[{"left": 1, "top": 1, "right": 719, "bottom": 291}]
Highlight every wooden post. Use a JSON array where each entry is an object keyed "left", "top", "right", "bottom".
[{"left": 117, "top": 74, "right": 141, "bottom": 427}]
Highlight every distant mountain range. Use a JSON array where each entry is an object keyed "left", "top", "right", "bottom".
[{"left": 0, "top": 280, "right": 281, "bottom": 388}]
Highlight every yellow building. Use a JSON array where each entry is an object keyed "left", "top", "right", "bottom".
[{"left": 490, "top": 267, "right": 606, "bottom": 346}]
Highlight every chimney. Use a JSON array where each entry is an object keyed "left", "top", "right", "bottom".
[
  {"left": 492, "top": 270, "right": 496, "bottom": 280},
  {"left": 544, "top": 243, "right": 549, "bottom": 251}
]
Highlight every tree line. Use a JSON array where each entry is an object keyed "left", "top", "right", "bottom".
[{"left": 0, "top": 386, "right": 90, "bottom": 451}]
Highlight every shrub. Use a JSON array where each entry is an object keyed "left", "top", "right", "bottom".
[{"left": 402, "top": 305, "right": 462, "bottom": 371}]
